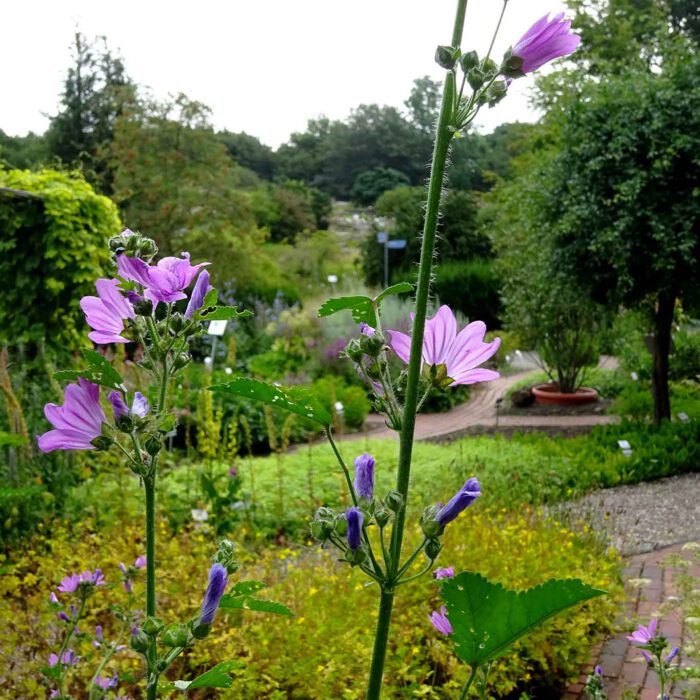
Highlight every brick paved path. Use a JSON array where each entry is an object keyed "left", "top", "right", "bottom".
[{"left": 564, "top": 542, "right": 698, "bottom": 700}]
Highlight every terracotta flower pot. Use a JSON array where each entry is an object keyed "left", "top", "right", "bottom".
[{"left": 531, "top": 383, "right": 598, "bottom": 406}]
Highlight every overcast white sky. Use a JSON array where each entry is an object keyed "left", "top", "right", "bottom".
[{"left": 1, "top": 0, "right": 570, "bottom": 148}]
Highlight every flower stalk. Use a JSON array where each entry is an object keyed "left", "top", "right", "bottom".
[{"left": 364, "top": 3, "right": 466, "bottom": 697}]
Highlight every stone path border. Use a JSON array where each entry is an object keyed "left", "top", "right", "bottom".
[{"left": 564, "top": 542, "right": 698, "bottom": 700}]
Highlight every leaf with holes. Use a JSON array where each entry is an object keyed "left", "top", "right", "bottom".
[
  {"left": 375, "top": 282, "right": 413, "bottom": 302},
  {"left": 171, "top": 661, "right": 243, "bottom": 690},
  {"left": 198, "top": 305, "right": 252, "bottom": 321},
  {"left": 209, "top": 378, "right": 332, "bottom": 427},
  {"left": 317, "top": 295, "right": 375, "bottom": 326},
  {"left": 441, "top": 572, "right": 605, "bottom": 666},
  {"left": 54, "top": 350, "right": 124, "bottom": 390},
  {"left": 219, "top": 594, "right": 293, "bottom": 616}
]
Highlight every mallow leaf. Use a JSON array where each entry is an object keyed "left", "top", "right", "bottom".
[
  {"left": 441, "top": 572, "right": 605, "bottom": 666},
  {"left": 317, "top": 283, "right": 413, "bottom": 327},
  {"left": 219, "top": 594, "right": 293, "bottom": 616},
  {"left": 171, "top": 660, "right": 243, "bottom": 690},
  {"left": 209, "top": 378, "right": 332, "bottom": 427},
  {"left": 318, "top": 295, "right": 375, "bottom": 326},
  {"left": 198, "top": 305, "right": 252, "bottom": 321},
  {"left": 54, "top": 350, "right": 124, "bottom": 390}
]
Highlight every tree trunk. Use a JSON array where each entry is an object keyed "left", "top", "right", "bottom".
[{"left": 651, "top": 291, "right": 675, "bottom": 424}]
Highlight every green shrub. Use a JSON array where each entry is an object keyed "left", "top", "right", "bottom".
[
  {"left": 310, "top": 376, "right": 371, "bottom": 430},
  {"left": 433, "top": 259, "right": 502, "bottom": 328},
  {"left": 670, "top": 328, "right": 700, "bottom": 382},
  {"left": 0, "top": 511, "right": 621, "bottom": 699},
  {"left": 0, "top": 486, "right": 50, "bottom": 545},
  {"left": 351, "top": 167, "right": 410, "bottom": 205},
  {"left": 0, "top": 168, "right": 119, "bottom": 352}
]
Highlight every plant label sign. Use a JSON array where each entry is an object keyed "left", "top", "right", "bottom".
[{"left": 207, "top": 320, "right": 228, "bottom": 337}]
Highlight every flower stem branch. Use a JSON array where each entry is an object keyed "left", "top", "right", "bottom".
[
  {"left": 459, "top": 666, "right": 478, "bottom": 700},
  {"left": 364, "top": 2, "right": 464, "bottom": 697}
]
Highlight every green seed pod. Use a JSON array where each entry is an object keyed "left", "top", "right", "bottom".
[
  {"left": 374, "top": 509, "right": 391, "bottom": 528},
  {"left": 459, "top": 50, "right": 479, "bottom": 73},
  {"left": 144, "top": 435, "right": 162, "bottom": 457},
  {"left": 133, "top": 299, "right": 153, "bottom": 317},
  {"left": 435, "top": 44, "right": 457, "bottom": 70},
  {"left": 130, "top": 629, "right": 149, "bottom": 653}
]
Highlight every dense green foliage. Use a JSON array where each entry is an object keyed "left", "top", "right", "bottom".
[{"left": 0, "top": 168, "right": 118, "bottom": 351}]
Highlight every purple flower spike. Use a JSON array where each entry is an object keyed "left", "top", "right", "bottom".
[
  {"left": 665, "top": 646, "right": 680, "bottom": 663},
  {"left": 436, "top": 477, "right": 481, "bottom": 527},
  {"left": 200, "top": 563, "right": 229, "bottom": 626},
  {"left": 38, "top": 379, "right": 106, "bottom": 453},
  {"left": 185, "top": 269, "right": 212, "bottom": 319},
  {"left": 347, "top": 506, "right": 364, "bottom": 550},
  {"left": 429, "top": 606, "right": 453, "bottom": 635},
  {"left": 511, "top": 12, "right": 581, "bottom": 75},
  {"left": 353, "top": 453, "right": 375, "bottom": 500},
  {"left": 434, "top": 567, "right": 455, "bottom": 580},
  {"left": 388, "top": 306, "right": 500, "bottom": 387},
  {"left": 80, "top": 278, "right": 135, "bottom": 344},
  {"left": 627, "top": 618, "right": 658, "bottom": 645}
]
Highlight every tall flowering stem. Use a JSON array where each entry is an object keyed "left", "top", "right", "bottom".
[{"left": 364, "top": 3, "right": 467, "bottom": 697}]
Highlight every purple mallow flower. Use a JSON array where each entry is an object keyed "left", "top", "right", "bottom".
[
  {"left": 96, "top": 675, "right": 119, "bottom": 690},
  {"left": 354, "top": 453, "right": 375, "bottom": 500},
  {"left": 347, "top": 507, "right": 364, "bottom": 550},
  {"left": 49, "top": 650, "right": 77, "bottom": 667},
  {"left": 627, "top": 618, "right": 658, "bottom": 645},
  {"left": 80, "top": 278, "right": 135, "bottom": 345},
  {"left": 594, "top": 665, "right": 602, "bottom": 675},
  {"left": 388, "top": 306, "right": 500, "bottom": 386},
  {"left": 434, "top": 567, "right": 455, "bottom": 580},
  {"left": 57, "top": 569, "right": 105, "bottom": 594},
  {"left": 429, "top": 606, "right": 453, "bottom": 635},
  {"left": 49, "top": 592, "right": 59, "bottom": 604},
  {"left": 510, "top": 12, "right": 581, "bottom": 75},
  {"left": 38, "top": 379, "right": 106, "bottom": 453},
  {"left": 108, "top": 391, "right": 150, "bottom": 422},
  {"left": 200, "top": 563, "right": 229, "bottom": 626},
  {"left": 360, "top": 323, "right": 375, "bottom": 337},
  {"left": 135, "top": 555, "right": 147, "bottom": 569},
  {"left": 666, "top": 646, "right": 680, "bottom": 663},
  {"left": 436, "top": 477, "right": 481, "bottom": 527},
  {"left": 185, "top": 269, "right": 212, "bottom": 319},
  {"left": 117, "top": 251, "right": 209, "bottom": 306}
]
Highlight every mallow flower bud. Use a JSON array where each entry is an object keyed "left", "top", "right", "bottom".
[
  {"left": 435, "top": 45, "right": 458, "bottom": 70},
  {"left": 345, "top": 338, "right": 363, "bottom": 363},
  {"left": 384, "top": 490, "right": 404, "bottom": 513},
  {"left": 425, "top": 538, "right": 442, "bottom": 561},
  {"left": 141, "top": 617, "right": 164, "bottom": 636},
  {"left": 161, "top": 623, "right": 190, "bottom": 647}
]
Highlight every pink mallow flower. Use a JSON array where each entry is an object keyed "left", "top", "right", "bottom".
[
  {"left": 38, "top": 380, "right": 106, "bottom": 453},
  {"left": 429, "top": 606, "right": 453, "bottom": 635},
  {"left": 510, "top": 12, "right": 581, "bottom": 75},
  {"left": 117, "top": 252, "right": 209, "bottom": 305},
  {"left": 627, "top": 618, "right": 658, "bottom": 645},
  {"left": 388, "top": 306, "right": 500, "bottom": 386},
  {"left": 80, "top": 279, "right": 135, "bottom": 344}
]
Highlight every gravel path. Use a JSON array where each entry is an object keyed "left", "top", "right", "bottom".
[{"left": 554, "top": 473, "right": 700, "bottom": 555}]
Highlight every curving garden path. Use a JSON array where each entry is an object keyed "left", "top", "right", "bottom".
[{"left": 347, "top": 361, "right": 619, "bottom": 444}]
